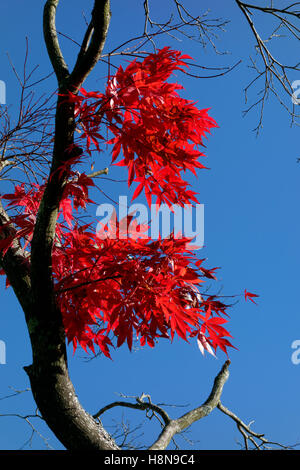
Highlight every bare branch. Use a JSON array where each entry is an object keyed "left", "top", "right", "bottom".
[
  {"left": 235, "top": 0, "right": 300, "bottom": 131},
  {"left": 86, "top": 167, "right": 109, "bottom": 178},
  {"left": 148, "top": 360, "right": 230, "bottom": 450},
  {"left": 218, "top": 402, "right": 298, "bottom": 450},
  {"left": 94, "top": 392, "right": 171, "bottom": 427},
  {"left": 69, "top": 0, "right": 111, "bottom": 91},
  {"left": 43, "top": 0, "right": 69, "bottom": 83}
]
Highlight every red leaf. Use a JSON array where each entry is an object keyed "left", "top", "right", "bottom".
[{"left": 244, "top": 289, "right": 259, "bottom": 304}]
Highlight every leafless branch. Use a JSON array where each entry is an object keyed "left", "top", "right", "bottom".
[
  {"left": 101, "top": 2, "right": 238, "bottom": 81},
  {"left": 93, "top": 360, "right": 230, "bottom": 451},
  {"left": 0, "top": 388, "right": 52, "bottom": 449},
  {"left": 94, "top": 392, "right": 171, "bottom": 427},
  {"left": 218, "top": 402, "right": 299, "bottom": 450},
  {"left": 43, "top": 0, "right": 69, "bottom": 83},
  {"left": 235, "top": 1, "right": 300, "bottom": 132},
  {"left": 0, "top": 43, "right": 55, "bottom": 186},
  {"left": 143, "top": 0, "right": 230, "bottom": 53}
]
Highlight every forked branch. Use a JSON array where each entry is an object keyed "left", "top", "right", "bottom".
[
  {"left": 96, "top": 361, "right": 231, "bottom": 450},
  {"left": 218, "top": 402, "right": 297, "bottom": 450}
]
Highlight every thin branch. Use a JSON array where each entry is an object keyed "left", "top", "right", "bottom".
[
  {"left": 56, "top": 275, "right": 121, "bottom": 294},
  {"left": 86, "top": 167, "right": 109, "bottom": 178},
  {"left": 218, "top": 401, "right": 298, "bottom": 450},
  {"left": 93, "top": 392, "right": 171, "bottom": 427},
  {"left": 235, "top": 0, "right": 300, "bottom": 131}
]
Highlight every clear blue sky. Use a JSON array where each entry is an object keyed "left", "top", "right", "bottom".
[{"left": 0, "top": 0, "right": 299, "bottom": 450}]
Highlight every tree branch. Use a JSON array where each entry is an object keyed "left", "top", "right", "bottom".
[
  {"left": 86, "top": 167, "right": 109, "bottom": 178},
  {"left": 148, "top": 360, "right": 230, "bottom": 450},
  {"left": 234, "top": 0, "right": 300, "bottom": 131},
  {"left": 217, "top": 401, "right": 296, "bottom": 450},
  {"left": 43, "top": 0, "right": 69, "bottom": 84},
  {"left": 94, "top": 393, "right": 171, "bottom": 427},
  {"left": 69, "top": 0, "right": 111, "bottom": 92}
]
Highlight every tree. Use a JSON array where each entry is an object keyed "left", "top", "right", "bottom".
[{"left": 0, "top": 1, "right": 298, "bottom": 451}]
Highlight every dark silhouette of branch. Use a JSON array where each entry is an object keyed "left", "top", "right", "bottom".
[
  {"left": 217, "top": 402, "right": 299, "bottom": 450},
  {"left": 235, "top": 1, "right": 300, "bottom": 132},
  {"left": 94, "top": 392, "right": 171, "bottom": 427}
]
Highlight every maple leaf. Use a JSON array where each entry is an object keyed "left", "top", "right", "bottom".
[
  {"left": 197, "top": 333, "right": 216, "bottom": 357},
  {"left": 244, "top": 289, "right": 259, "bottom": 304}
]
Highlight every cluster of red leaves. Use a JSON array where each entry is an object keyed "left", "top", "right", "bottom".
[
  {"left": 58, "top": 214, "right": 237, "bottom": 357},
  {"left": 0, "top": 183, "right": 45, "bottom": 254},
  {"left": 0, "top": 179, "right": 235, "bottom": 358},
  {"left": 67, "top": 47, "right": 217, "bottom": 208},
  {"left": 0, "top": 48, "right": 257, "bottom": 359}
]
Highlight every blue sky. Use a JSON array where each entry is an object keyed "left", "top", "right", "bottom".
[{"left": 0, "top": 0, "right": 300, "bottom": 450}]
